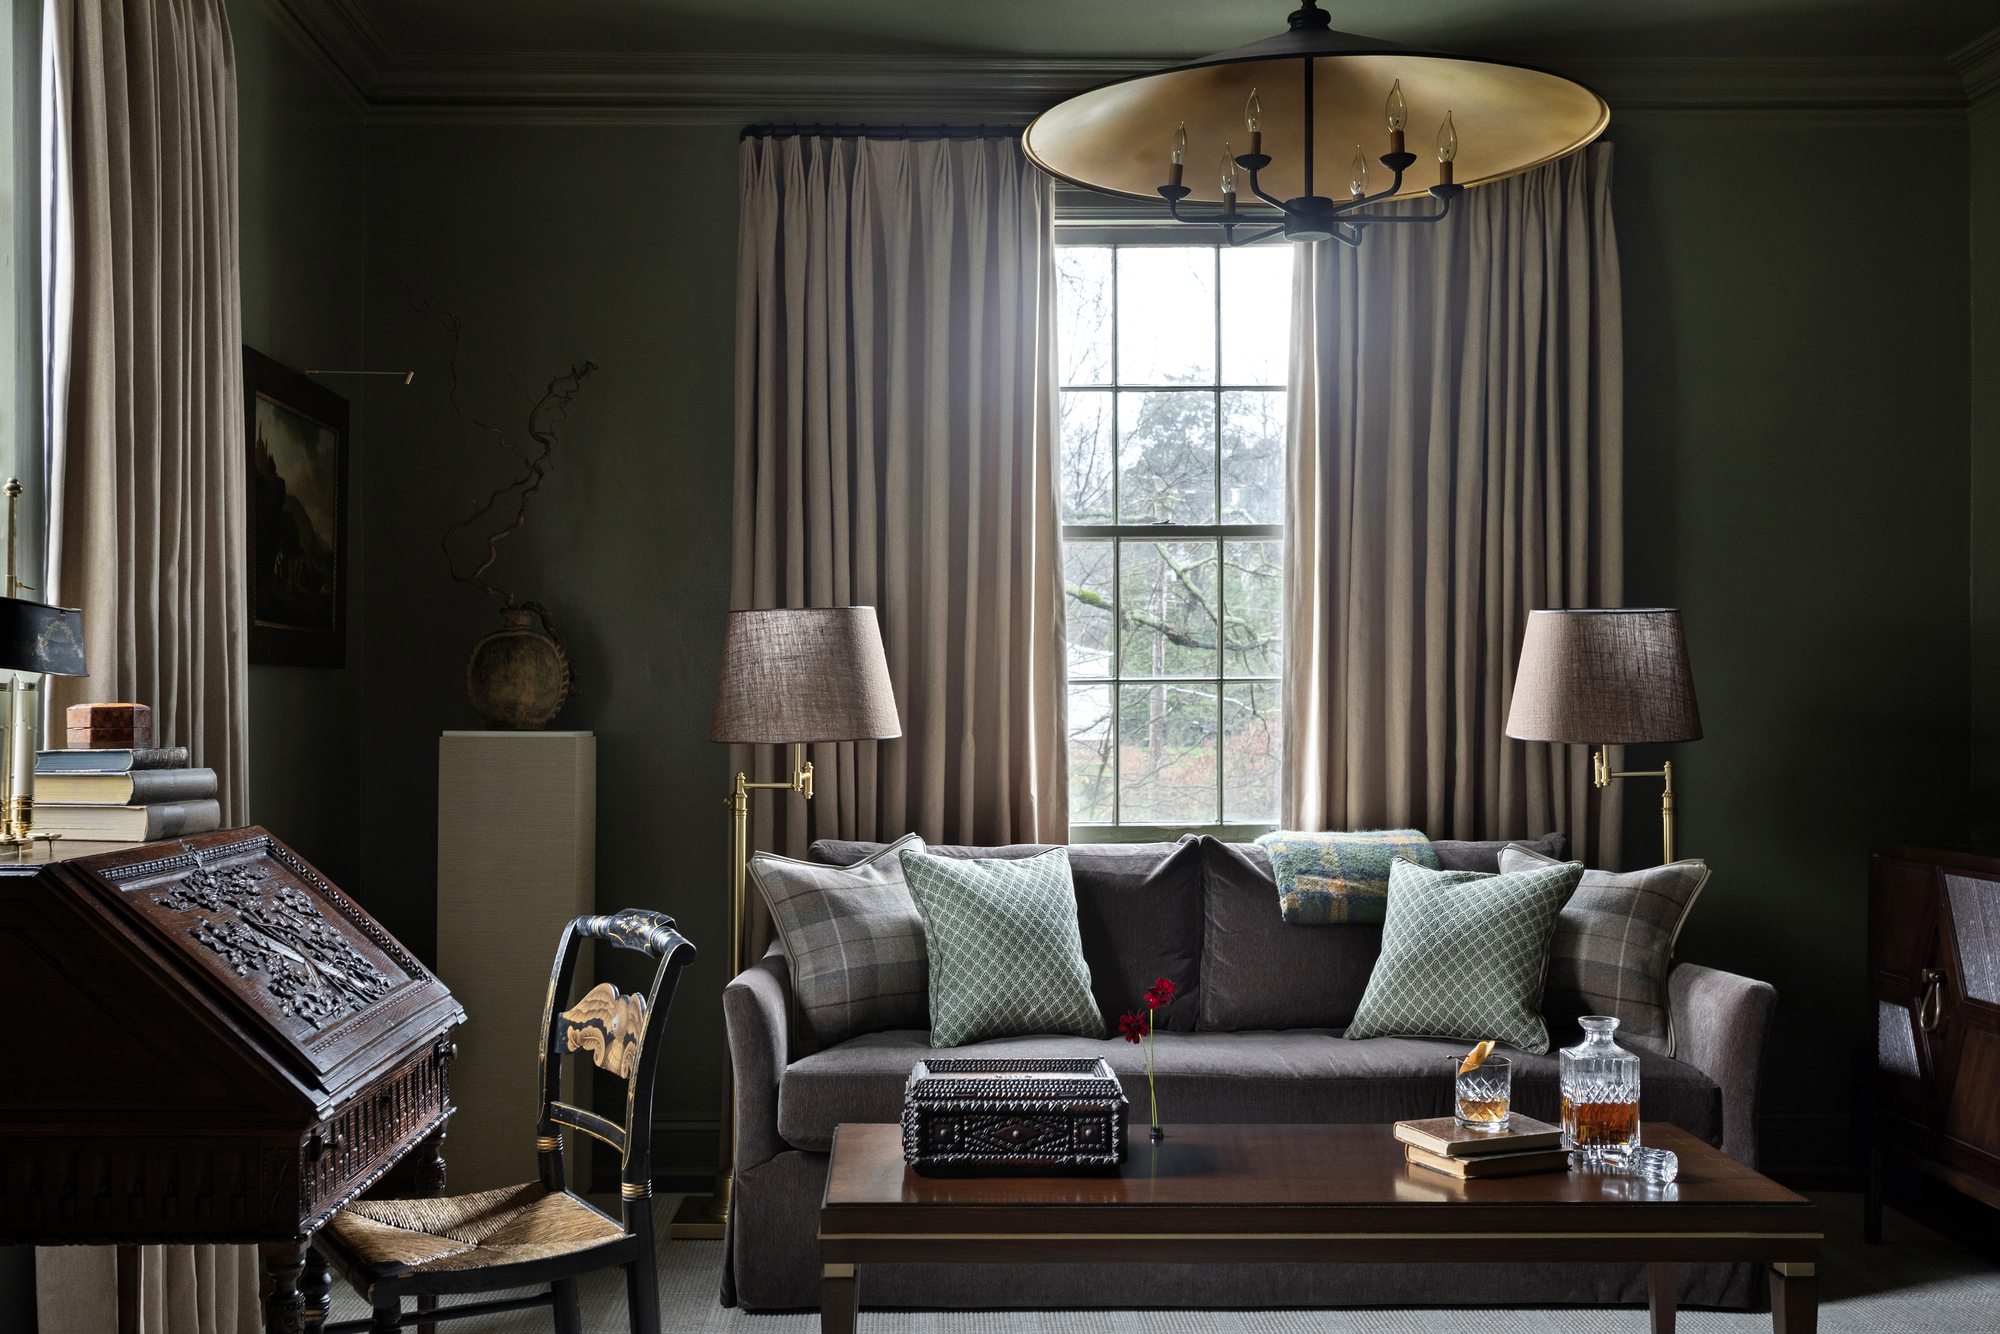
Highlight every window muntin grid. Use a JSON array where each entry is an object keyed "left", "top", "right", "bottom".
[{"left": 1057, "top": 244, "right": 1291, "bottom": 833}]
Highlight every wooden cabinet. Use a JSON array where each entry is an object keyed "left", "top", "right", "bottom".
[{"left": 1866, "top": 843, "right": 2000, "bottom": 1240}]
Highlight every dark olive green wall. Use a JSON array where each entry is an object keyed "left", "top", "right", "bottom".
[
  {"left": 357, "top": 122, "right": 741, "bottom": 1173},
  {"left": 1973, "top": 91, "right": 2000, "bottom": 819},
  {"left": 1614, "top": 110, "right": 1973, "bottom": 1171},
  {"left": 233, "top": 0, "right": 369, "bottom": 890}
]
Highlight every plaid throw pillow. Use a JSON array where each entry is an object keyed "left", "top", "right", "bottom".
[
  {"left": 748, "top": 833, "right": 929, "bottom": 1045},
  {"left": 1256, "top": 829, "right": 1440, "bottom": 924},
  {"left": 1345, "top": 856, "right": 1584, "bottom": 1054},
  {"left": 899, "top": 846, "right": 1106, "bottom": 1048},
  {"left": 1501, "top": 844, "right": 1711, "bottom": 1057}
]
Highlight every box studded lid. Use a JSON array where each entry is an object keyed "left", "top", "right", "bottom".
[{"left": 901, "top": 1057, "right": 1128, "bottom": 1176}]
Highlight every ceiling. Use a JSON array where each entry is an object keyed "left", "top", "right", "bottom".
[{"left": 329, "top": 0, "right": 1994, "bottom": 62}]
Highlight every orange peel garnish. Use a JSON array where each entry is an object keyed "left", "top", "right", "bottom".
[{"left": 1459, "top": 1040, "right": 1496, "bottom": 1074}]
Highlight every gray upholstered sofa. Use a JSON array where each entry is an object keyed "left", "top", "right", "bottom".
[{"left": 720, "top": 835, "right": 1777, "bottom": 1312}]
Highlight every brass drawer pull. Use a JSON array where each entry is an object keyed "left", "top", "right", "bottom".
[{"left": 1918, "top": 969, "right": 1946, "bottom": 1034}]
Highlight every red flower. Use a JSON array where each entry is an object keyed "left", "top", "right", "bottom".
[
  {"left": 1118, "top": 1010, "right": 1150, "bottom": 1044},
  {"left": 1143, "top": 977, "right": 1178, "bottom": 1011}
]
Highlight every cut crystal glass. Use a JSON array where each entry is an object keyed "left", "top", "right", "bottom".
[{"left": 1560, "top": 1015, "right": 1642, "bottom": 1162}]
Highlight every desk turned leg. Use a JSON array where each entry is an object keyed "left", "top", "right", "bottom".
[
  {"left": 1771, "top": 1264, "right": 1818, "bottom": 1334},
  {"left": 260, "top": 1240, "right": 308, "bottom": 1334},
  {"left": 415, "top": 1127, "right": 447, "bottom": 1334},
  {"left": 300, "top": 1247, "right": 332, "bottom": 1334},
  {"left": 1646, "top": 1262, "right": 1678, "bottom": 1334},
  {"left": 821, "top": 1263, "right": 859, "bottom": 1334}
]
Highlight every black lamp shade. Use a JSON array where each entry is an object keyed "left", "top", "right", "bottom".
[{"left": 0, "top": 596, "right": 88, "bottom": 676}]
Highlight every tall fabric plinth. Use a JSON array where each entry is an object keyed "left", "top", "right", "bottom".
[{"left": 437, "top": 731, "right": 597, "bottom": 1193}]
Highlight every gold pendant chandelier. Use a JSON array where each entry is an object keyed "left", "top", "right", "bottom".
[{"left": 1023, "top": 0, "right": 1608, "bottom": 247}]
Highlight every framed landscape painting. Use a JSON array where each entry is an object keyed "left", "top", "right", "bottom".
[{"left": 245, "top": 346, "right": 349, "bottom": 667}]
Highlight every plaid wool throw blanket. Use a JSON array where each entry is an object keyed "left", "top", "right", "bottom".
[{"left": 1255, "top": 829, "right": 1439, "bottom": 924}]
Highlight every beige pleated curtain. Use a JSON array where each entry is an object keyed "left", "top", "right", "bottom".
[
  {"left": 42, "top": 0, "right": 249, "bottom": 825},
  {"left": 1283, "top": 144, "right": 1625, "bottom": 869},
  {"left": 37, "top": 0, "right": 255, "bottom": 1328},
  {"left": 731, "top": 131, "right": 1066, "bottom": 958}
]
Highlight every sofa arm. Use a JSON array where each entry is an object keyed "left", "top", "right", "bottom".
[
  {"left": 723, "top": 941, "right": 792, "bottom": 1174},
  {"left": 1668, "top": 961, "right": 1776, "bottom": 1170}
]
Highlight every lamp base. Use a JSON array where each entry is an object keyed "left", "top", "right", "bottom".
[{"left": 667, "top": 1170, "right": 731, "bottom": 1240}]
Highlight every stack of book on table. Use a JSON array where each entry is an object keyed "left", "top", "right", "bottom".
[
  {"left": 34, "top": 743, "right": 220, "bottom": 842},
  {"left": 1394, "top": 1114, "right": 1570, "bottom": 1179}
]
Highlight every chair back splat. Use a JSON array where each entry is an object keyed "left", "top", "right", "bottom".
[{"left": 539, "top": 910, "right": 697, "bottom": 1216}]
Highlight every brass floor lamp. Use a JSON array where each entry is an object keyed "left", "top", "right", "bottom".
[
  {"left": 1505, "top": 608, "right": 1702, "bottom": 864},
  {"left": 670, "top": 607, "right": 901, "bottom": 1239}
]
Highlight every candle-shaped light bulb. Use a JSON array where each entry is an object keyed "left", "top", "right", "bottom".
[
  {"left": 1437, "top": 110, "right": 1457, "bottom": 163},
  {"left": 1245, "top": 90, "right": 1262, "bottom": 134},
  {"left": 1350, "top": 144, "right": 1368, "bottom": 199},
  {"left": 1220, "top": 145, "right": 1237, "bottom": 196},
  {"left": 1385, "top": 79, "right": 1406, "bottom": 132},
  {"left": 1172, "top": 122, "right": 1187, "bottom": 166}
]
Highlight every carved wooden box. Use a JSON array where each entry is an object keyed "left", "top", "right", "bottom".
[{"left": 901, "top": 1058, "right": 1127, "bottom": 1177}]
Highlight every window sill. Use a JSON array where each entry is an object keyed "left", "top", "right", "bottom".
[{"left": 1067, "top": 822, "right": 1276, "bottom": 845}]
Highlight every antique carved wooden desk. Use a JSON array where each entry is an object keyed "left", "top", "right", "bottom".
[
  {"left": 0, "top": 827, "right": 466, "bottom": 1334},
  {"left": 819, "top": 1123, "right": 1822, "bottom": 1334}
]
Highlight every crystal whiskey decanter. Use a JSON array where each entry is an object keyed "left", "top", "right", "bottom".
[{"left": 1560, "top": 1015, "right": 1641, "bottom": 1161}]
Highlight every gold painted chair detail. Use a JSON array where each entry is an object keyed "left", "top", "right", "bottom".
[{"left": 312, "top": 910, "right": 696, "bottom": 1334}]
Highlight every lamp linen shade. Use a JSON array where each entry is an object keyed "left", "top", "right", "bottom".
[
  {"left": 709, "top": 607, "right": 901, "bottom": 744},
  {"left": 1506, "top": 609, "right": 1701, "bottom": 745}
]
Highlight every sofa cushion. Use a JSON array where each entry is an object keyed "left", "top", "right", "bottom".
[
  {"left": 812, "top": 839, "right": 1204, "bottom": 1033},
  {"left": 1344, "top": 857, "right": 1584, "bottom": 1054},
  {"left": 748, "top": 833, "right": 929, "bottom": 1045},
  {"left": 776, "top": 1029, "right": 1720, "bottom": 1153},
  {"left": 1196, "top": 832, "right": 1570, "bottom": 1033},
  {"left": 1503, "top": 843, "right": 1712, "bottom": 1057},
  {"left": 900, "top": 847, "right": 1106, "bottom": 1046}
]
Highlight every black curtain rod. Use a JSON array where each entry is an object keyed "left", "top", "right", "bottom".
[{"left": 741, "top": 123, "right": 1025, "bottom": 141}]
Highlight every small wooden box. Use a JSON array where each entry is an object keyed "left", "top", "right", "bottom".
[
  {"left": 901, "top": 1057, "right": 1127, "bottom": 1177},
  {"left": 66, "top": 703, "right": 152, "bottom": 750}
]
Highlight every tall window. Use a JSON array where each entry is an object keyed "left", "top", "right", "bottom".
[{"left": 1057, "top": 245, "right": 1293, "bottom": 835}]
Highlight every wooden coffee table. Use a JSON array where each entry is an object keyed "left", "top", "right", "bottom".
[{"left": 818, "top": 1122, "right": 1820, "bottom": 1333}]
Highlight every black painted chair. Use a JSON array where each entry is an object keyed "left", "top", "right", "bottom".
[{"left": 314, "top": 910, "right": 696, "bottom": 1334}]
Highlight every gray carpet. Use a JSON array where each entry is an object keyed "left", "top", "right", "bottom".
[{"left": 325, "top": 1191, "right": 2000, "bottom": 1332}]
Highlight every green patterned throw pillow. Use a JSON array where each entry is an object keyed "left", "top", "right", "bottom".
[
  {"left": 899, "top": 846, "right": 1106, "bottom": 1048},
  {"left": 1344, "top": 855, "right": 1584, "bottom": 1054}
]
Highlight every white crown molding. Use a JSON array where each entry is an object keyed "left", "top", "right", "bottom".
[
  {"left": 266, "top": 2, "right": 1977, "bottom": 124},
  {"left": 1952, "top": 24, "right": 2000, "bottom": 109}
]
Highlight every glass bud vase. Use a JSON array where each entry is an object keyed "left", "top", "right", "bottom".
[{"left": 1560, "top": 1015, "right": 1642, "bottom": 1162}]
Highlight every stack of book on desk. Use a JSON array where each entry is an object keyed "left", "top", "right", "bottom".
[
  {"left": 1394, "top": 1115, "right": 1570, "bottom": 1179},
  {"left": 33, "top": 745, "right": 220, "bottom": 841}
]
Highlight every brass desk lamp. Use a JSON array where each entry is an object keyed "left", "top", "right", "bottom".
[
  {"left": 1505, "top": 608, "right": 1701, "bottom": 863},
  {"left": 672, "top": 606, "right": 900, "bottom": 1238},
  {"left": 0, "top": 478, "right": 88, "bottom": 850}
]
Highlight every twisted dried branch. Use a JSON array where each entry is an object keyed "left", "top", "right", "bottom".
[{"left": 417, "top": 296, "right": 598, "bottom": 608}]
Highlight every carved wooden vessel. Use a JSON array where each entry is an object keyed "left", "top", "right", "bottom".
[
  {"left": 0, "top": 826, "right": 465, "bottom": 1332},
  {"left": 901, "top": 1058, "right": 1128, "bottom": 1177}
]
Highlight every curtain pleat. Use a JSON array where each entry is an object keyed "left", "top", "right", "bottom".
[
  {"left": 43, "top": 0, "right": 248, "bottom": 826},
  {"left": 1283, "top": 144, "right": 1624, "bottom": 869},
  {"left": 731, "top": 134, "right": 1066, "bottom": 960},
  {"left": 36, "top": 1, "right": 254, "bottom": 1322}
]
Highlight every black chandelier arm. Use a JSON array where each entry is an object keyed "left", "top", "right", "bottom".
[
  {"left": 1328, "top": 169, "right": 1408, "bottom": 217},
  {"left": 1339, "top": 194, "right": 1456, "bottom": 227},
  {"left": 1225, "top": 223, "right": 1288, "bottom": 247},
  {"left": 1159, "top": 190, "right": 1285, "bottom": 229},
  {"left": 1330, "top": 224, "right": 1364, "bottom": 249},
  {"left": 1240, "top": 167, "right": 1291, "bottom": 214}
]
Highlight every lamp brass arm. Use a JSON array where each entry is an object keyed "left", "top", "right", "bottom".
[{"left": 1591, "top": 747, "right": 1678, "bottom": 863}]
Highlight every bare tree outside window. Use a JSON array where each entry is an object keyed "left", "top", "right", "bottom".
[{"left": 1058, "top": 244, "right": 1291, "bottom": 834}]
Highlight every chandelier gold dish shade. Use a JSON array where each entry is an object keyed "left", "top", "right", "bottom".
[{"left": 1024, "top": 0, "right": 1608, "bottom": 246}]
